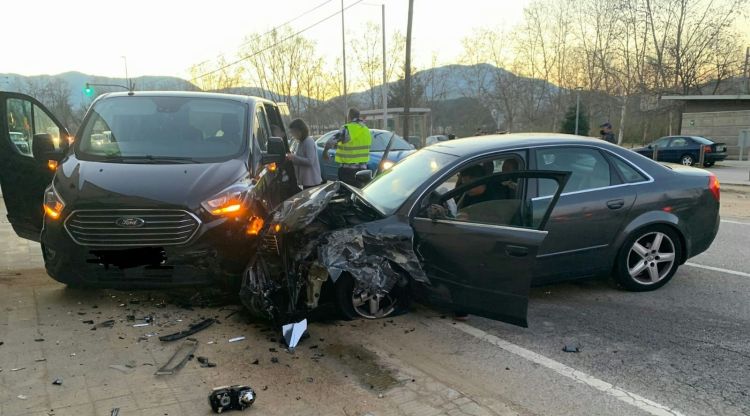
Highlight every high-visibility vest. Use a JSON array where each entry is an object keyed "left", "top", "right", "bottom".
[{"left": 335, "top": 122, "right": 372, "bottom": 164}]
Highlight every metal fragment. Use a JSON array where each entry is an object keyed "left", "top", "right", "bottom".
[
  {"left": 155, "top": 338, "right": 198, "bottom": 375},
  {"left": 158, "top": 318, "right": 215, "bottom": 342}
]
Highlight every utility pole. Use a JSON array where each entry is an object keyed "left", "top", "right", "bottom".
[
  {"left": 403, "top": 0, "right": 414, "bottom": 146},
  {"left": 341, "top": 0, "right": 348, "bottom": 121},
  {"left": 381, "top": 3, "right": 388, "bottom": 131},
  {"left": 744, "top": 46, "right": 749, "bottom": 94},
  {"left": 121, "top": 56, "right": 130, "bottom": 90},
  {"left": 576, "top": 87, "right": 581, "bottom": 136}
]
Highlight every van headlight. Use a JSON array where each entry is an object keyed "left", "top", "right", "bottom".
[
  {"left": 202, "top": 186, "right": 248, "bottom": 216},
  {"left": 43, "top": 185, "right": 65, "bottom": 220}
]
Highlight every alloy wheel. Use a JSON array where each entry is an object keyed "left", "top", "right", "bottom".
[
  {"left": 351, "top": 290, "right": 398, "bottom": 319},
  {"left": 681, "top": 155, "right": 694, "bottom": 166},
  {"left": 626, "top": 231, "right": 676, "bottom": 284}
]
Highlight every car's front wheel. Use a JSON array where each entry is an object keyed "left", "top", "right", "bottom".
[
  {"left": 334, "top": 273, "right": 408, "bottom": 320},
  {"left": 680, "top": 154, "right": 694, "bottom": 166},
  {"left": 614, "top": 226, "right": 682, "bottom": 291}
]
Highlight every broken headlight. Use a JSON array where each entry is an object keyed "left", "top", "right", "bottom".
[{"left": 43, "top": 185, "right": 65, "bottom": 220}]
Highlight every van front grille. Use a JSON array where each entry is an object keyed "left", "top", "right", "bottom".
[{"left": 65, "top": 209, "right": 200, "bottom": 247}]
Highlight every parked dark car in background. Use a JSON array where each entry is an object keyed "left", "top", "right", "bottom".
[
  {"left": 316, "top": 129, "right": 415, "bottom": 181},
  {"left": 241, "top": 134, "right": 721, "bottom": 326},
  {"left": 0, "top": 91, "right": 299, "bottom": 288},
  {"left": 633, "top": 135, "right": 727, "bottom": 167}
]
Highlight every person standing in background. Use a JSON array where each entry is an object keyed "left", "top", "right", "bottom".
[
  {"left": 286, "top": 118, "right": 322, "bottom": 190},
  {"left": 599, "top": 122, "right": 617, "bottom": 145},
  {"left": 323, "top": 108, "right": 372, "bottom": 187}
]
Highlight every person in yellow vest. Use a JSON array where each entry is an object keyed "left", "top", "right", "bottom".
[{"left": 323, "top": 108, "right": 373, "bottom": 187}]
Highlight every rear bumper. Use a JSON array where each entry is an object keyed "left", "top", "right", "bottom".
[
  {"left": 706, "top": 153, "right": 727, "bottom": 162},
  {"left": 40, "top": 214, "right": 254, "bottom": 288}
]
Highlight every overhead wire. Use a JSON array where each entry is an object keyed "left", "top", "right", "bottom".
[{"left": 191, "top": 0, "right": 367, "bottom": 81}]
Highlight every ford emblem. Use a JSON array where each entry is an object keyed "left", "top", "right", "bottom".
[{"left": 115, "top": 217, "right": 146, "bottom": 228}]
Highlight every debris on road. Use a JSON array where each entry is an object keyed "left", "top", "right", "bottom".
[
  {"left": 82, "top": 320, "right": 94, "bottom": 325},
  {"left": 158, "top": 318, "right": 215, "bottom": 342},
  {"left": 562, "top": 344, "right": 582, "bottom": 353},
  {"left": 52, "top": 378, "right": 63, "bottom": 385},
  {"left": 111, "top": 408, "right": 120, "bottom": 416},
  {"left": 209, "top": 385, "right": 256, "bottom": 413},
  {"left": 197, "top": 356, "right": 217, "bottom": 368},
  {"left": 228, "top": 336, "right": 246, "bottom": 343},
  {"left": 109, "top": 365, "right": 132, "bottom": 374},
  {"left": 155, "top": 338, "right": 198, "bottom": 375},
  {"left": 34, "top": 338, "right": 44, "bottom": 342},
  {"left": 132, "top": 323, "right": 150, "bottom": 328},
  {"left": 11, "top": 367, "right": 25, "bottom": 371},
  {"left": 17, "top": 395, "right": 27, "bottom": 400},
  {"left": 91, "top": 320, "right": 115, "bottom": 330},
  {"left": 282, "top": 319, "right": 307, "bottom": 351}
]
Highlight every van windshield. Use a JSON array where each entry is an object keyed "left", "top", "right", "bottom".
[{"left": 77, "top": 96, "right": 248, "bottom": 163}]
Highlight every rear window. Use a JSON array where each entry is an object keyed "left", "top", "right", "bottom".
[
  {"left": 77, "top": 96, "right": 248, "bottom": 163},
  {"left": 611, "top": 156, "right": 648, "bottom": 183},
  {"left": 692, "top": 136, "right": 713, "bottom": 145}
]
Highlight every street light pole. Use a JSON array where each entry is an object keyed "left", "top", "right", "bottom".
[
  {"left": 576, "top": 87, "right": 581, "bottom": 136},
  {"left": 403, "top": 0, "right": 414, "bottom": 145},
  {"left": 381, "top": 3, "right": 388, "bottom": 131},
  {"left": 121, "top": 56, "right": 129, "bottom": 90},
  {"left": 341, "top": 0, "right": 348, "bottom": 121}
]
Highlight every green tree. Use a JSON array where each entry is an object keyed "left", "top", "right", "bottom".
[{"left": 560, "top": 104, "right": 589, "bottom": 135}]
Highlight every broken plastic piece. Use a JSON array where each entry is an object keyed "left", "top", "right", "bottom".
[
  {"left": 228, "top": 336, "right": 245, "bottom": 343},
  {"left": 132, "top": 323, "right": 150, "bottom": 328},
  {"left": 282, "top": 319, "right": 307, "bottom": 351},
  {"left": 209, "top": 385, "right": 256, "bottom": 413},
  {"left": 158, "top": 318, "right": 215, "bottom": 342},
  {"left": 109, "top": 365, "right": 132, "bottom": 374},
  {"left": 91, "top": 320, "right": 115, "bottom": 330},
  {"left": 155, "top": 338, "right": 199, "bottom": 375},
  {"left": 17, "top": 395, "right": 27, "bottom": 400},
  {"left": 197, "top": 356, "right": 217, "bottom": 368},
  {"left": 111, "top": 408, "right": 120, "bottom": 416},
  {"left": 52, "top": 378, "right": 63, "bottom": 385},
  {"left": 562, "top": 344, "right": 581, "bottom": 353}
]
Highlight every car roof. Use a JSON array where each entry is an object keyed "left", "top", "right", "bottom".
[
  {"left": 100, "top": 90, "right": 271, "bottom": 105},
  {"left": 426, "top": 133, "right": 612, "bottom": 156}
]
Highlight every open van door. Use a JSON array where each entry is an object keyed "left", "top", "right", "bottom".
[{"left": 0, "top": 92, "right": 70, "bottom": 241}]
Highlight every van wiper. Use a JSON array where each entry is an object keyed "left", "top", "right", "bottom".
[{"left": 103, "top": 155, "right": 201, "bottom": 164}]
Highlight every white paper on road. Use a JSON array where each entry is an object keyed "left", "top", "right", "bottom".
[{"left": 282, "top": 319, "right": 307, "bottom": 351}]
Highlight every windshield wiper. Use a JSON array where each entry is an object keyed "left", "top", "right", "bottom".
[{"left": 103, "top": 155, "right": 202, "bottom": 164}]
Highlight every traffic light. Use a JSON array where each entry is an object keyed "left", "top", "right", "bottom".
[{"left": 84, "top": 83, "right": 94, "bottom": 97}]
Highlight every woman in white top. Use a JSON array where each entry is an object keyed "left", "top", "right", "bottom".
[{"left": 285, "top": 118, "right": 323, "bottom": 189}]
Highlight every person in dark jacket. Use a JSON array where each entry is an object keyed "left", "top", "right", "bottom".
[
  {"left": 286, "top": 118, "right": 322, "bottom": 189},
  {"left": 599, "top": 122, "right": 617, "bottom": 144}
]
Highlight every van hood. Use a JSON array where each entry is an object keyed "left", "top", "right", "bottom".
[{"left": 54, "top": 155, "right": 249, "bottom": 209}]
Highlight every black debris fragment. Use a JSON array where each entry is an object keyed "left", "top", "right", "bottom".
[
  {"left": 270, "top": 357, "right": 279, "bottom": 364},
  {"left": 111, "top": 408, "right": 119, "bottom": 416},
  {"left": 309, "top": 345, "right": 318, "bottom": 349},
  {"left": 34, "top": 338, "right": 44, "bottom": 342},
  {"left": 269, "top": 348, "right": 277, "bottom": 353},
  {"left": 158, "top": 318, "right": 215, "bottom": 342},
  {"left": 209, "top": 385, "right": 255, "bottom": 413},
  {"left": 197, "top": 356, "right": 217, "bottom": 368},
  {"left": 562, "top": 344, "right": 582, "bottom": 353},
  {"left": 251, "top": 359, "right": 259, "bottom": 365},
  {"left": 306, "top": 377, "right": 314, "bottom": 383},
  {"left": 82, "top": 320, "right": 94, "bottom": 325},
  {"left": 262, "top": 386, "right": 268, "bottom": 391},
  {"left": 52, "top": 378, "right": 63, "bottom": 385}
]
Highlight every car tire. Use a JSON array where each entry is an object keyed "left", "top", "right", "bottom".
[
  {"left": 680, "top": 154, "right": 694, "bottom": 166},
  {"left": 334, "top": 273, "right": 408, "bottom": 320},
  {"left": 614, "top": 225, "right": 682, "bottom": 292}
]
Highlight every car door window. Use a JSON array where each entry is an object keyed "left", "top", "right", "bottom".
[
  {"left": 255, "top": 106, "right": 271, "bottom": 152},
  {"left": 536, "top": 147, "right": 612, "bottom": 195},
  {"left": 653, "top": 137, "right": 671, "bottom": 148},
  {"left": 6, "top": 98, "right": 34, "bottom": 156},
  {"left": 610, "top": 156, "right": 648, "bottom": 183},
  {"left": 418, "top": 156, "right": 532, "bottom": 227},
  {"left": 669, "top": 137, "right": 689, "bottom": 147}
]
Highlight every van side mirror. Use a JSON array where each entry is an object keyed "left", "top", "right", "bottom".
[
  {"left": 261, "top": 136, "right": 286, "bottom": 165},
  {"left": 32, "top": 133, "right": 65, "bottom": 164},
  {"left": 355, "top": 169, "right": 373, "bottom": 186}
]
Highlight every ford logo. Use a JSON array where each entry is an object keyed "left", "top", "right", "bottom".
[{"left": 115, "top": 217, "right": 145, "bottom": 228}]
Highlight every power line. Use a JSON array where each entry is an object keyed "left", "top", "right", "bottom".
[
  {"left": 191, "top": 0, "right": 367, "bottom": 82},
  {"left": 191, "top": 0, "right": 336, "bottom": 69}
]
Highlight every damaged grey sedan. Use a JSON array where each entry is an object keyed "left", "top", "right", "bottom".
[{"left": 240, "top": 136, "right": 569, "bottom": 327}]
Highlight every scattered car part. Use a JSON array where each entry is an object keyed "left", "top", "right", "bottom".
[
  {"left": 209, "top": 385, "right": 256, "bottom": 413},
  {"left": 109, "top": 365, "right": 132, "bottom": 374},
  {"left": 111, "top": 408, "right": 120, "bottom": 416},
  {"left": 228, "top": 336, "right": 245, "bottom": 343},
  {"left": 197, "top": 356, "right": 217, "bottom": 368},
  {"left": 562, "top": 344, "right": 581, "bottom": 353},
  {"left": 52, "top": 378, "right": 63, "bottom": 385},
  {"left": 132, "top": 323, "right": 150, "bottom": 328},
  {"left": 91, "top": 320, "right": 115, "bottom": 330},
  {"left": 282, "top": 319, "right": 307, "bottom": 351},
  {"left": 158, "top": 318, "right": 216, "bottom": 342},
  {"left": 155, "top": 338, "right": 198, "bottom": 375}
]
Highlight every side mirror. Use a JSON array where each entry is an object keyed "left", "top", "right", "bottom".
[
  {"left": 32, "top": 133, "right": 65, "bottom": 164},
  {"left": 355, "top": 169, "right": 373, "bottom": 186},
  {"left": 261, "top": 136, "right": 285, "bottom": 165},
  {"left": 647, "top": 144, "right": 653, "bottom": 149}
]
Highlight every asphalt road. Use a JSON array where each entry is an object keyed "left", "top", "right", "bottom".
[{"left": 458, "top": 217, "right": 750, "bottom": 416}]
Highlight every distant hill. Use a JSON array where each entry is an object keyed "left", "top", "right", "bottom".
[{"left": 0, "top": 71, "right": 198, "bottom": 107}]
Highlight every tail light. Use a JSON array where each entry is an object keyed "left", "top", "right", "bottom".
[
  {"left": 703, "top": 145, "right": 712, "bottom": 153},
  {"left": 708, "top": 174, "right": 720, "bottom": 201}
]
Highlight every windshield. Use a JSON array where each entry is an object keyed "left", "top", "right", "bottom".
[
  {"left": 77, "top": 96, "right": 248, "bottom": 163},
  {"left": 371, "top": 131, "right": 413, "bottom": 151},
  {"left": 361, "top": 149, "right": 457, "bottom": 215}
]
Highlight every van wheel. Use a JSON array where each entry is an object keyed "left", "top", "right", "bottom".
[
  {"left": 334, "top": 273, "right": 407, "bottom": 320},
  {"left": 614, "top": 226, "right": 682, "bottom": 292}
]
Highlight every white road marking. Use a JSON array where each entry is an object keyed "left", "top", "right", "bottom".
[
  {"left": 685, "top": 262, "right": 750, "bottom": 278},
  {"left": 449, "top": 322, "right": 686, "bottom": 416},
  {"left": 720, "top": 219, "right": 750, "bottom": 225}
]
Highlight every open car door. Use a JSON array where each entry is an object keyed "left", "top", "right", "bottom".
[
  {"left": 0, "top": 92, "right": 70, "bottom": 241},
  {"left": 412, "top": 170, "right": 569, "bottom": 327}
]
